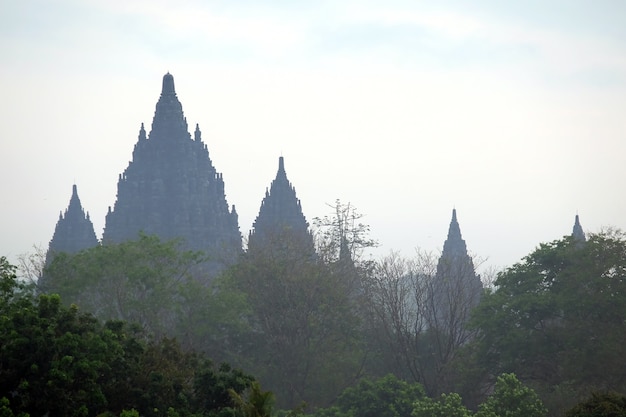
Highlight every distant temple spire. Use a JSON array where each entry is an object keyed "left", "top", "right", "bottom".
[
  {"left": 431, "top": 209, "right": 483, "bottom": 332},
  {"left": 148, "top": 73, "right": 189, "bottom": 142},
  {"left": 162, "top": 72, "right": 176, "bottom": 96},
  {"left": 437, "top": 208, "right": 470, "bottom": 262},
  {"left": 572, "top": 214, "right": 586, "bottom": 243},
  {"left": 138, "top": 123, "right": 147, "bottom": 141},
  {"left": 46, "top": 184, "right": 98, "bottom": 265},
  {"left": 445, "top": 208, "right": 464, "bottom": 252},
  {"left": 278, "top": 156, "right": 286, "bottom": 176},
  {"left": 248, "top": 156, "right": 313, "bottom": 254}
]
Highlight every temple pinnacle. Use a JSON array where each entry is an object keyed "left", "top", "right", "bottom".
[{"left": 161, "top": 72, "right": 176, "bottom": 96}]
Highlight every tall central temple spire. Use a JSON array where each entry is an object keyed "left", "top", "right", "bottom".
[
  {"left": 149, "top": 73, "right": 189, "bottom": 142},
  {"left": 162, "top": 72, "right": 176, "bottom": 95},
  {"left": 103, "top": 73, "right": 241, "bottom": 273}
]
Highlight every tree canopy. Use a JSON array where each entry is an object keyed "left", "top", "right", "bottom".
[
  {"left": 471, "top": 230, "right": 626, "bottom": 413},
  {"left": 0, "top": 256, "right": 259, "bottom": 417}
]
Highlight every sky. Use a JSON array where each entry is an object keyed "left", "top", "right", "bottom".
[{"left": 1, "top": 0, "right": 625, "bottom": 272}]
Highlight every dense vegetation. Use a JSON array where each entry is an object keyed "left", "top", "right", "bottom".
[
  {"left": 5, "top": 207, "right": 626, "bottom": 416},
  {"left": 0, "top": 256, "right": 256, "bottom": 417}
]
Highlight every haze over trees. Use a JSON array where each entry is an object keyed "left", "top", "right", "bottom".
[{"left": 25, "top": 203, "right": 626, "bottom": 416}]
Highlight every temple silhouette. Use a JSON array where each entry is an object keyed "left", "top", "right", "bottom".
[
  {"left": 46, "top": 73, "right": 585, "bottom": 283},
  {"left": 46, "top": 184, "right": 98, "bottom": 266},
  {"left": 247, "top": 156, "right": 314, "bottom": 256}
]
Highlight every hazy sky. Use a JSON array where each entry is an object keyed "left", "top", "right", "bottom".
[{"left": 1, "top": 0, "right": 625, "bottom": 271}]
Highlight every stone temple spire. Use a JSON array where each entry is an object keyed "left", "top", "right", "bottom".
[
  {"left": 46, "top": 184, "right": 98, "bottom": 265},
  {"left": 442, "top": 208, "right": 466, "bottom": 258},
  {"left": 248, "top": 156, "right": 313, "bottom": 254},
  {"left": 103, "top": 73, "right": 241, "bottom": 274},
  {"left": 572, "top": 214, "right": 586, "bottom": 243},
  {"left": 431, "top": 209, "right": 483, "bottom": 332},
  {"left": 148, "top": 72, "right": 190, "bottom": 142}
]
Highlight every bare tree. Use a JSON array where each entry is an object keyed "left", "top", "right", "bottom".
[
  {"left": 17, "top": 244, "right": 47, "bottom": 286},
  {"left": 364, "top": 252, "right": 428, "bottom": 382},
  {"left": 364, "top": 249, "right": 484, "bottom": 395},
  {"left": 313, "top": 199, "right": 378, "bottom": 264}
]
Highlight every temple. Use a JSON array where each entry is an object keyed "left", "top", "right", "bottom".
[
  {"left": 43, "top": 74, "right": 591, "bottom": 287},
  {"left": 102, "top": 73, "right": 241, "bottom": 267},
  {"left": 45, "top": 184, "right": 98, "bottom": 264},
  {"left": 572, "top": 214, "right": 586, "bottom": 243},
  {"left": 248, "top": 156, "right": 314, "bottom": 254},
  {"left": 431, "top": 209, "right": 483, "bottom": 331}
]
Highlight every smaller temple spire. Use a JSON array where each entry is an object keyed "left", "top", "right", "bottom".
[
  {"left": 194, "top": 123, "right": 201, "bottom": 141},
  {"left": 572, "top": 214, "right": 586, "bottom": 243},
  {"left": 447, "top": 208, "right": 463, "bottom": 242},
  {"left": 439, "top": 208, "right": 469, "bottom": 261},
  {"left": 161, "top": 72, "right": 176, "bottom": 96},
  {"left": 46, "top": 184, "right": 98, "bottom": 265},
  {"left": 138, "top": 123, "right": 147, "bottom": 140},
  {"left": 432, "top": 208, "right": 483, "bottom": 332},
  {"left": 276, "top": 156, "right": 287, "bottom": 180},
  {"left": 248, "top": 156, "right": 313, "bottom": 254}
]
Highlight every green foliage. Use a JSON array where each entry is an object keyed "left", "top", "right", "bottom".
[
  {"left": 43, "top": 234, "right": 206, "bottom": 339},
  {"left": 229, "top": 381, "right": 275, "bottom": 417},
  {"left": 471, "top": 230, "right": 626, "bottom": 413},
  {"left": 0, "top": 257, "right": 259, "bottom": 417},
  {"left": 475, "top": 373, "right": 547, "bottom": 417},
  {"left": 193, "top": 361, "right": 255, "bottom": 417},
  {"left": 0, "top": 397, "right": 28, "bottom": 417},
  {"left": 223, "top": 227, "right": 366, "bottom": 409},
  {"left": 565, "top": 392, "right": 626, "bottom": 417},
  {"left": 311, "top": 374, "right": 425, "bottom": 417},
  {"left": 1, "top": 265, "right": 121, "bottom": 415},
  {"left": 412, "top": 392, "right": 471, "bottom": 417}
]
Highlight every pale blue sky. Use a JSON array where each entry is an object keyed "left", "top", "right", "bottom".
[{"left": 1, "top": 0, "right": 625, "bottom": 270}]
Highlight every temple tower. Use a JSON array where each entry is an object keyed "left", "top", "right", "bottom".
[
  {"left": 46, "top": 184, "right": 98, "bottom": 264},
  {"left": 572, "top": 214, "right": 586, "bottom": 243},
  {"left": 248, "top": 156, "right": 313, "bottom": 254},
  {"left": 430, "top": 209, "right": 483, "bottom": 332},
  {"left": 103, "top": 73, "right": 241, "bottom": 267}
]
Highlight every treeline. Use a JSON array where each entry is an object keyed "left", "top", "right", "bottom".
[
  {"left": 2, "top": 255, "right": 550, "bottom": 417},
  {"left": 0, "top": 256, "right": 257, "bottom": 417},
  {"left": 10, "top": 205, "right": 626, "bottom": 416}
]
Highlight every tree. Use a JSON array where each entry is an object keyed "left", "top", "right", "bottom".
[
  {"left": 229, "top": 381, "right": 275, "bottom": 417},
  {"left": 221, "top": 231, "right": 365, "bottom": 409},
  {"left": 311, "top": 374, "right": 425, "bottom": 417},
  {"left": 215, "top": 202, "right": 382, "bottom": 408},
  {"left": 313, "top": 199, "right": 378, "bottom": 265},
  {"left": 362, "top": 249, "right": 483, "bottom": 396},
  {"left": 1, "top": 256, "right": 259, "bottom": 417},
  {"left": 471, "top": 230, "right": 626, "bottom": 415},
  {"left": 412, "top": 393, "right": 471, "bottom": 417},
  {"left": 193, "top": 361, "right": 255, "bottom": 417},
  {"left": 16, "top": 244, "right": 46, "bottom": 285},
  {"left": 1, "top": 256, "right": 124, "bottom": 416},
  {"left": 42, "top": 234, "right": 206, "bottom": 340},
  {"left": 475, "top": 373, "right": 547, "bottom": 417},
  {"left": 565, "top": 392, "right": 626, "bottom": 417}
]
